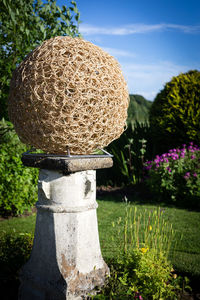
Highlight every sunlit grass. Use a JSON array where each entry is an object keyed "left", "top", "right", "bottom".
[{"left": 0, "top": 197, "right": 200, "bottom": 278}]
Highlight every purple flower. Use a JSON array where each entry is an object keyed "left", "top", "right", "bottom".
[
  {"left": 167, "top": 167, "right": 172, "bottom": 173},
  {"left": 134, "top": 292, "right": 143, "bottom": 300},
  {"left": 184, "top": 172, "right": 190, "bottom": 180},
  {"left": 144, "top": 165, "right": 152, "bottom": 170},
  {"left": 191, "top": 155, "right": 196, "bottom": 159},
  {"left": 164, "top": 158, "right": 169, "bottom": 163},
  {"left": 193, "top": 172, "right": 197, "bottom": 177},
  {"left": 188, "top": 146, "right": 194, "bottom": 151},
  {"left": 172, "top": 155, "right": 178, "bottom": 160}
]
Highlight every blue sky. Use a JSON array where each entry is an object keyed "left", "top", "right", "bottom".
[{"left": 58, "top": 0, "right": 200, "bottom": 100}]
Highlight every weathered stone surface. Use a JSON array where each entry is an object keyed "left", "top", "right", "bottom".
[
  {"left": 21, "top": 153, "right": 113, "bottom": 173},
  {"left": 19, "top": 169, "right": 109, "bottom": 300}
]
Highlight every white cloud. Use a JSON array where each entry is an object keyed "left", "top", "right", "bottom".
[
  {"left": 166, "top": 24, "right": 200, "bottom": 33},
  {"left": 121, "top": 61, "right": 192, "bottom": 100},
  {"left": 80, "top": 23, "right": 200, "bottom": 36}
]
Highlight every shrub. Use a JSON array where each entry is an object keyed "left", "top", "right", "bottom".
[
  {"left": 144, "top": 143, "right": 200, "bottom": 208},
  {"left": 0, "top": 119, "right": 38, "bottom": 216},
  {"left": 0, "top": 231, "right": 33, "bottom": 281},
  {"left": 149, "top": 70, "right": 200, "bottom": 154},
  {"left": 94, "top": 249, "right": 178, "bottom": 300},
  {"left": 0, "top": 231, "right": 33, "bottom": 300}
]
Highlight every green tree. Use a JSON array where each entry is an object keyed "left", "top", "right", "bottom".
[
  {"left": 149, "top": 70, "right": 200, "bottom": 154},
  {"left": 0, "top": 0, "right": 81, "bottom": 120},
  {"left": 127, "top": 94, "right": 152, "bottom": 125}
]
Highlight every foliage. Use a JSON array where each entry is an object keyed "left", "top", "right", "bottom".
[
  {"left": 97, "top": 122, "right": 153, "bottom": 186},
  {"left": 127, "top": 94, "right": 152, "bottom": 125},
  {"left": 144, "top": 143, "right": 200, "bottom": 208},
  {"left": 0, "top": 119, "right": 38, "bottom": 216},
  {"left": 149, "top": 70, "right": 200, "bottom": 154},
  {"left": 0, "top": 0, "right": 81, "bottom": 120},
  {"left": 93, "top": 205, "right": 186, "bottom": 299},
  {"left": 0, "top": 231, "right": 33, "bottom": 300},
  {"left": 93, "top": 251, "right": 179, "bottom": 299}
]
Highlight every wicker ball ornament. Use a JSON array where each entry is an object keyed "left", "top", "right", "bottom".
[{"left": 8, "top": 36, "right": 129, "bottom": 154}]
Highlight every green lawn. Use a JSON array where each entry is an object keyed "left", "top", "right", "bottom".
[{"left": 0, "top": 196, "right": 200, "bottom": 280}]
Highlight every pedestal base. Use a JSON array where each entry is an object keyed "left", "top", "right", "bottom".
[{"left": 19, "top": 169, "right": 109, "bottom": 299}]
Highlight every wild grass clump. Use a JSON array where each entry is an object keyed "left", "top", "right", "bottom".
[
  {"left": 119, "top": 206, "right": 177, "bottom": 258},
  {"left": 93, "top": 205, "right": 189, "bottom": 299}
]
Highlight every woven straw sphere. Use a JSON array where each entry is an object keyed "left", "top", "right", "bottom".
[{"left": 8, "top": 36, "right": 129, "bottom": 154}]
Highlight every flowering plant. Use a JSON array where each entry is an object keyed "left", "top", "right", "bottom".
[{"left": 144, "top": 143, "right": 200, "bottom": 208}]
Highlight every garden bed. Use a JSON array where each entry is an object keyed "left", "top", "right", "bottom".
[{"left": 0, "top": 194, "right": 200, "bottom": 299}]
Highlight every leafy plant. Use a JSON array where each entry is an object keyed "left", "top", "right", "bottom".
[
  {"left": 0, "top": 0, "right": 81, "bottom": 120},
  {"left": 0, "top": 119, "right": 38, "bottom": 216},
  {"left": 144, "top": 143, "right": 200, "bottom": 208},
  {"left": 149, "top": 70, "right": 200, "bottom": 154},
  {"left": 97, "top": 122, "right": 153, "bottom": 186}
]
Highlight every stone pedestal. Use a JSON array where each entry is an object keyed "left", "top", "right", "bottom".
[{"left": 19, "top": 155, "right": 112, "bottom": 300}]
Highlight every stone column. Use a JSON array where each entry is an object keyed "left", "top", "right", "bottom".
[{"left": 19, "top": 155, "right": 112, "bottom": 300}]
